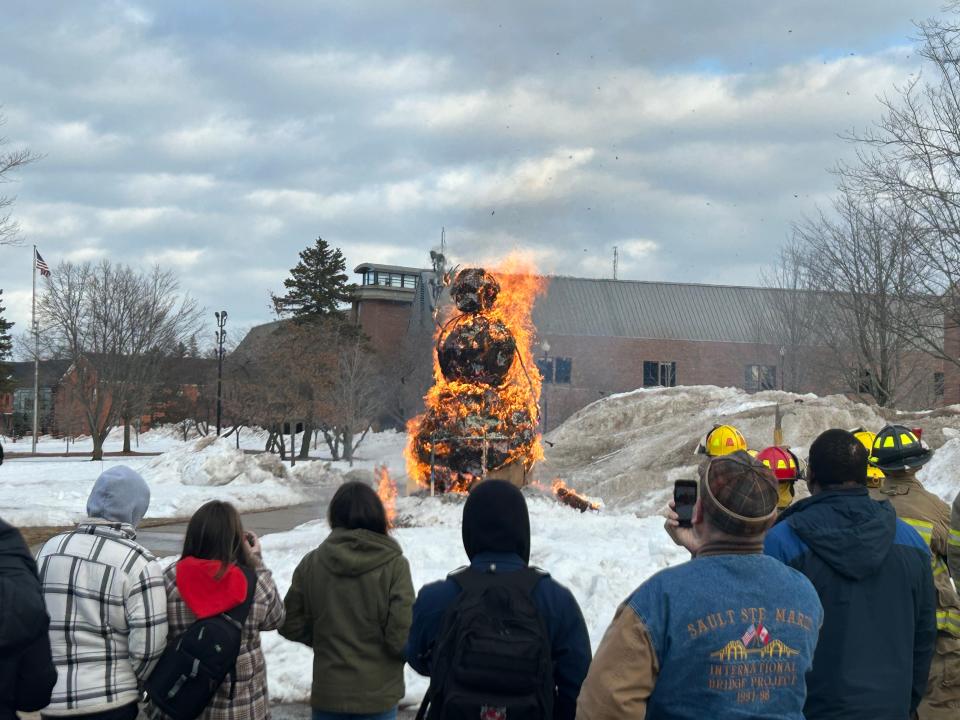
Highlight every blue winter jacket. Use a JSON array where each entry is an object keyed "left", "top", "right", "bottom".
[
  {"left": 404, "top": 551, "right": 591, "bottom": 720},
  {"left": 764, "top": 487, "right": 937, "bottom": 720}
]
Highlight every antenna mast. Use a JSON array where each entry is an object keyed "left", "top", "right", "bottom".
[{"left": 613, "top": 246, "right": 619, "bottom": 280}]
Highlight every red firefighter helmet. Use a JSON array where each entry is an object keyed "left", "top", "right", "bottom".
[{"left": 756, "top": 446, "right": 801, "bottom": 482}]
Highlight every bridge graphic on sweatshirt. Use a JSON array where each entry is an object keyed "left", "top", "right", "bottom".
[{"left": 711, "top": 638, "right": 800, "bottom": 661}]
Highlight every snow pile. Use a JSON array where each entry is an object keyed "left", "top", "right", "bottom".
[
  {"left": 258, "top": 494, "right": 689, "bottom": 705},
  {"left": 918, "top": 437, "right": 960, "bottom": 504},
  {"left": 0, "top": 438, "right": 344, "bottom": 527},
  {"left": 539, "top": 386, "right": 892, "bottom": 511}
]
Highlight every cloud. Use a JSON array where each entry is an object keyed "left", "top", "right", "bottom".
[
  {"left": 145, "top": 247, "right": 205, "bottom": 268},
  {"left": 0, "top": 0, "right": 947, "bottom": 337}
]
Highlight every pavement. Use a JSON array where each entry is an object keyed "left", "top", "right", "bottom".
[{"left": 136, "top": 492, "right": 337, "bottom": 556}]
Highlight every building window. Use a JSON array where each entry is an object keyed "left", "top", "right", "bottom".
[
  {"left": 745, "top": 364, "right": 777, "bottom": 392},
  {"left": 402, "top": 274, "right": 418, "bottom": 289},
  {"left": 935, "top": 372, "right": 945, "bottom": 399},
  {"left": 537, "top": 357, "right": 554, "bottom": 383},
  {"left": 643, "top": 361, "right": 677, "bottom": 387},
  {"left": 554, "top": 357, "right": 572, "bottom": 384}
]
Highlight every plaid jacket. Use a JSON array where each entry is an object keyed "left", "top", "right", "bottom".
[
  {"left": 149, "top": 561, "right": 285, "bottom": 720},
  {"left": 36, "top": 522, "right": 168, "bottom": 716}
]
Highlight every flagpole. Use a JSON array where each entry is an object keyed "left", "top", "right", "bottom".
[{"left": 31, "top": 245, "right": 39, "bottom": 455}]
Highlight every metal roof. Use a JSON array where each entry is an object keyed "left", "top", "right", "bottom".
[
  {"left": 354, "top": 263, "right": 430, "bottom": 275},
  {"left": 531, "top": 276, "right": 783, "bottom": 344}
]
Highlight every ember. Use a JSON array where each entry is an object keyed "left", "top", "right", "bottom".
[
  {"left": 553, "top": 480, "right": 600, "bottom": 513},
  {"left": 405, "top": 255, "right": 547, "bottom": 492},
  {"left": 375, "top": 465, "right": 397, "bottom": 527}
]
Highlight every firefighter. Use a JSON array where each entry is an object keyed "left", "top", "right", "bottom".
[
  {"left": 871, "top": 424, "right": 960, "bottom": 718},
  {"left": 851, "top": 428, "right": 885, "bottom": 489},
  {"left": 756, "top": 445, "right": 803, "bottom": 511},
  {"left": 697, "top": 424, "right": 748, "bottom": 457}
]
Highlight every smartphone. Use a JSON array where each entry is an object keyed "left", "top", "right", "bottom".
[{"left": 674, "top": 480, "right": 698, "bottom": 529}]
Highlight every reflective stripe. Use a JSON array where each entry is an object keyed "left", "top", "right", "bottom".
[
  {"left": 903, "top": 518, "right": 934, "bottom": 545},
  {"left": 934, "top": 559, "right": 949, "bottom": 577},
  {"left": 949, "top": 529, "right": 960, "bottom": 548},
  {"left": 936, "top": 611, "right": 960, "bottom": 636}
]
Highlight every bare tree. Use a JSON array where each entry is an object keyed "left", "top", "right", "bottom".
[
  {"left": 325, "top": 334, "right": 384, "bottom": 464},
  {"left": 790, "top": 184, "right": 928, "bottom": 407},
  {"left": 38, "top": 261, "right": 200, "bottom": 459},
  {"left": 840, "top": 12, "right": 960, "bottom": 368},
  {"left": 0, "top": 112, "right": 39, "bottom": 246},
  {"left": 760, "top": 241, "right": 823, "bottom": 392}
]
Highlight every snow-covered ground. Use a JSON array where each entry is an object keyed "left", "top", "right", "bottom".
[
  {"left": 0, "top": 428, "right": 408, "bottom": 527},
  {"left": 250, "top": 493, "right": 688, "bottom": 705},
  {"left": 0, "top": 436, "right": 344, "bottom": 526}
]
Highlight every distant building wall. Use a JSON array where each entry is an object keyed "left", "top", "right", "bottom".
[{"left": 944, "top": 318, "right": 960, "bottom": 407}]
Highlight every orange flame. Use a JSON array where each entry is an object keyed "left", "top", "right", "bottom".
[
  {"left": 405, "top": 253, "right": 548, "bottom": 492},
  {"left": 553, "top": 479, "right": 600, "bottom": 513},
  {"left": 375, "top": 465, "right": 398, "bottom": 528}
]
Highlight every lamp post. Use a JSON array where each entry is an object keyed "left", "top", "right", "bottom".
[
  {"left": 215, "top": 311, "right": 228, "bottom": 436},
  {"left": 779, "top": 345, "right": 786, "bottom": 392},
  {"left": 540, "top": 340, "right": 551, "bottom": 433}
]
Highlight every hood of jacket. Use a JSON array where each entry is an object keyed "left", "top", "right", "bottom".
[
  {"left": 0, "top": 518, "right": 49, "bottom": 650},
  {"left": 319, "top": 528, "right": 402, "bottom": 577},
  {"left": 462, "top": 480, "right": 531, "bottom": 564},
  {"left": 779, "top": 486, "right": 896, "bottom": 580},
  {"left": 86, "top": 465, "right": 151, "bottom": 527},
  {"left": 175, "top": 557, "right": 249, "bottom": 619}
]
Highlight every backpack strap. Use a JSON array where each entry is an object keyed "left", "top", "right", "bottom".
[
  {"left": 225, "top": 566, "right": 258, "bottom": 626},
  {"left": 450, "top": 564, "right": 547, "bottom": 597},
  {"left": 223, "top": 566, "right": 258, "bottom": 700}
]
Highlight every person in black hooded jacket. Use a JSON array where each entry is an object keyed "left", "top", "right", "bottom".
[
  {"left": 764, "top": 429, "right": 937, "bottom": 720},
  {"left": 404, "top": 480, "right": 591, "bottom": 720},
  {"left": 0, "top": 517, "right": 57, "bottom": 720}
]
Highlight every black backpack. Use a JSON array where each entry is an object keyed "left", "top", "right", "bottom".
[
  {"left": 145, "top": 566, "right": 257, "bottom": 720},
  {"left": 416, "top": 565, "right": 555, "bottom": 720}
]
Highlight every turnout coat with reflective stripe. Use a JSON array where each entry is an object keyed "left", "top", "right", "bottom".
[
  {"left": 873, "top": 477, "right": 960, "bottom": 637},
  {"left": 950, "top": 490, "right": 960, "bottom": 584},
  {"left": 36, "top": 522, "right": 168, "bottom": 716}
]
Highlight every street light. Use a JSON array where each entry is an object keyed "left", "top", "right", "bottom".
[{"left": 215, "top": 311, "right": 228, "bottom": 436}]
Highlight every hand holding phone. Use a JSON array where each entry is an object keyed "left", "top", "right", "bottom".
[{"left": 673, "top": 480, "right": 698, "bottom": 529}]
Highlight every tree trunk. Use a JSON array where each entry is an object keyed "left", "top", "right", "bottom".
[
  {"left": 322, "top": 428, "right": 341, "bottom": 461},
  {"left": 235, "top": 426, "right": 242, "bottom": 449},
  {"left": 298, "top": 420, "right": 313, "bottom": 460},
  {"left": 122, "top": 417, "right": 132, "bottom": 453},
  {"left": 92, "top": 431, "right": 106, "bottom": 461},
  {"left": 342, "top": 426, "right": 354, "bottom": 465}
]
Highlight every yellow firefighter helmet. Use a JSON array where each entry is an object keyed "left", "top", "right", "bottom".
[
  {"left": 852, "top": 428, "right": 885, "bottom": 488},
  {"left": 701, "top": 424, "right": 748, "bottom": 457}
]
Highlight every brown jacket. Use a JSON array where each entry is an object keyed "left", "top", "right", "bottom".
[
  {"left": 951, "top": 490, "right": 960, "bottom": 584},
  {"left": 873, "top": 476, "right": 960, "bottom": 637},
  {"left": 576, "top": 603, "right": 657, "bottom": 720}
]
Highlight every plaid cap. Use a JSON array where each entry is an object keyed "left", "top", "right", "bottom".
[{"left": 699, "top": 450, "right": 779, "bottom": 536}]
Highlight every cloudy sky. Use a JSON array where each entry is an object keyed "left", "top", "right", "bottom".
[{"left": 0, "top": 0, "right": 947, "bottom": 346}]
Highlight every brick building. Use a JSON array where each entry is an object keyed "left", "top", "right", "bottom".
[{"left": 348, "top": 263, "right": 954, "bottom": 431}]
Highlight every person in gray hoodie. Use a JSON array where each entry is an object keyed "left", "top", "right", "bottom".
[
  {"left": 279, "top": 481, "right": 414, "bottom": 720},
  {"left": 37, "top": 465, "right": 168, "bottom": 720}
]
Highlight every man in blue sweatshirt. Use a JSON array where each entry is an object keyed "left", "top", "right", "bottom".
[
  {"left": 764, "top": 429, "right": 937, "bottom": 720},
  {"left": 578, "top": 450, "right": 823, "bottom": 720},
  {"left": 405, "top": 480, "right": 591, "bottom": 720}
]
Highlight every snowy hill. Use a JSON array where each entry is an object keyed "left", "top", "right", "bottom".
[{"left": 538, "top": 385, "right": 960, "bottom": 511}]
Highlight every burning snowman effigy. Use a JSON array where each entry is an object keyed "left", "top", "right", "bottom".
[{"left": 405, "top": 258, "right": 546, "bottom": 493}]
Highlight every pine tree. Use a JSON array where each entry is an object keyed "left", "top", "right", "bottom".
[
  {"left": 0, "top": 289, "right": 14, "bottom": 396},
  {"left": 272, "top": 237, "right": 355, "bottom": 319}
]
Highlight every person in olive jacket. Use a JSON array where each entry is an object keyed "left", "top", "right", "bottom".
[
  {"left": 0, "top": 517, "right": 57, "bottom": 720},
  {"left": 279, "top": 481, "right": 414, "bottom": 720}
]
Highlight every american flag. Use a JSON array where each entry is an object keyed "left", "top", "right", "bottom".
[
  {"left": 35, "top": 249, "right": 50, "bottom": 277},
  {"left": 741, "top": 623, "right": 757, "bottom": 647}
]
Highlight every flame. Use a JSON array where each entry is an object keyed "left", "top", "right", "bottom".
[
  {"left": 405, "top": 253, "right": 548, "bottom": 492},
  {"left": 375, "top": 465, "right": 398, "bottom": 528},
  {"left": 553, "top": 479, "right": 600, "bottom": 513}
]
